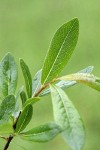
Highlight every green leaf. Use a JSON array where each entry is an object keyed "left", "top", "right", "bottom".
[
  {"left": 58, "top": 73, "right": 100, "bottom": 91},
  {"left": 14, "top": 86, "right": 24, "bottom": 112},
  {"left": 32, "top": 69, "right": 42, "bottom": 96},
  {"left": 0, "top": 95, "right": 16, "bottom": 125},
  {"left": 16, "top": 86, "right": 24, "bottom": 102},
  {"left": 0, "top": 123, "right": 14, "bottom": 134},
  {"left": 0, "top": 53, "right": 18, "bottom": 96},
  {"left": 20, "top": 122, "right": 61, "bottom": 142},
  {"left": 50, "top": 85, "right": 85, "bottom": 150},
  {"left": 20, "top": 59, "right": 32, "bottom": 98},
  {"left": 23, "top": 97, "right": 40, "bottom": 108},
  {"left": 41, "top": 18, "right": 79, "bottom": 84},
  {"left": 12, "top": 87, "right": 24, "bottom": 119},
  {"left": 20, "top": 90, "right": 27, "bottom": 107},
  {"left": 15, "top": 104, "right": 33, "bottom": 133},
  {"left": 40, "top": 66, "right": 94, "bottom": 97}
]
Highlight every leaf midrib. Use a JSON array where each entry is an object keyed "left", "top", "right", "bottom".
[
  {"left": 21, "top": 62, "right": 32, "bottom": 97},
  {"left": 43, "top": 19, "right": 77, "bottom": 84},
  {"left": 54, "top": 86, "right": 70, "bottom": 126},
  {"left": 54, "top": 86, "right": 78, "bottom": 148},
  {"left": 23, "top": 127, "right": 57, "bottom": 137},
  {"left": 17, "top": 106, "right": 30, "bottom": 133}
]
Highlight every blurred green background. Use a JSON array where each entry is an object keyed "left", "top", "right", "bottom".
[{"left": 0, "top": 0, "right": 100, "bottom": 150}]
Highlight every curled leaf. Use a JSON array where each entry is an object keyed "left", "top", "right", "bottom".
[
  {"left": 40, "top": 66, "right": 94, "bottom": 96},
  {"left": 32, "top": 69, "right": 42, "bottom": 96},
  {"left": 58, "top": 73, "right": 100, "bottom": 91}
]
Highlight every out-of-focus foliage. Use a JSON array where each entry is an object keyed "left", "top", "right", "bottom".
[{"left": 0, "top": 0, "right": 100, "bottom": 150}]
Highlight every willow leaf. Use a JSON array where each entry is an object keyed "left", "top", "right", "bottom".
[
  {"left": 15, "top": 104, "right": 33, "bottom": 133},
  {"left": 0, "top": 123, "right": 14, "bottom": 134},
  {"left": 41, "top": 18, "right": 79, "bottom": 84},
  {"left": 0, "top": 95, "right": 16, "bottom": 125},
  {"left": 0, "top": 53, "right": 18, "bottom": 96},
  {"left": 50, "top": 85, "right": 85, "bottom": 150},
  {"left": 20, "top": 122, "right": 61, "bottom": 142},
  {"left": 20, "top": 59, "right": 32, "bottom": 98},
  {"left": 20, "top": 90, "right": 27, "bottom": 107},
  {"left": 23, "top": 97, "right": 40, "bottom": 108},
  {"left": 32, "top": 69, "right": 42, "bottom": 96},
  {"left": 59, "top": 73, "right": 100, "bottom": 91},
  {"left": 40, "top": 66, "right": 94, "bottom": 96}
]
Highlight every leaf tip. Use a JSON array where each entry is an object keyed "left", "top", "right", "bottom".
[
  {"left": 19, "top": 58, "right": 23, "bottom": 63},
  {"left": 72, "top": 17, "right": 79, "bottom": 32},
  {"left": 73, "top": 17, "right": 79, "bottom": 23},
  {"left": 3, "top": 52, "right": 12, "bottom": 59}
]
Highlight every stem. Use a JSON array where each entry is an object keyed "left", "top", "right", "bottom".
[
  {"left": 3, "top": 112, "right": 21, "bottom": 150},
  {"left": 3, "top": 79, "right": 55, "bottom": 150},
  {"left": 13, "top": 111, "right": 21, "bottom": 130},
  {"left": 33, "top": 83, "right": 49, "bottom": 97},
  {"left": 3, "top": 135, "right": 13, "bottom": 150},
  {"left": 33, "top": 79, "right": 56, "bottom": 97}
]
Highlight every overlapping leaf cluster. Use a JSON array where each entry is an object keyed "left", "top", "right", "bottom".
[{"left": 0, "top": 18, "right": 99, "bottom": 150}]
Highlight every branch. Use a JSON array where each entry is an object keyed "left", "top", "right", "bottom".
[
  {"left": 33, "top": 79, "right": 56, "bottom": 97},
  {"left": 3, "top": 112, "right": 21, "bottom": 150},
  {"left": 0, "top": 136, "right": 8, "bottom": 141},
  {"left": 3, "top": 135, "right": 13, "bottom": 150},
  {"left": 3, "top": 80, "right": 55, "bottom": 150}
]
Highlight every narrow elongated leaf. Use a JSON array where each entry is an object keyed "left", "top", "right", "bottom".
[
  {"left": 23, "top": 97, "right": 40, "bottom": 108},
  {"left": 14, "top": 86, "right": 24, "bottom": 113},
  {"left": 50, "top": 85, "right": 85, "bottom": 150},
  {"left": 32, "top": 70, "right": 42, "bottom": 96},
  {"left": 40, "top": 66, "right": 94, "bottom": 96},
  {"left": 12, "top": 87, "right": 25, "bottom": 119},
  {"left": 20, "top": 59, "right": 32, "bottom": 98},
  {"left": 41, "top": 18, "right": 79, "bottom": 84},
  {"left": 59, "top": 73, "right": 100, "bottom": 91},
  {"left": 0, "top": 123, "right": 14, "bottom": 134},
  {"left": 0, "top": 53, "right": 18, "bottom": 96},
  {"left": 16, "top": 86, "right": 24, "bottom": 102},
  {"left": 15, "top": 104, "right": 33, "bottom": 133},
  {"left": 20, "top": 122, "right": 61, "bottom": 142},
  {"left": 0, "top": 95, "right": 16, "bottom": 124},
  {"left": 20, "top": 91, "right": 27, "bottom": 106}
]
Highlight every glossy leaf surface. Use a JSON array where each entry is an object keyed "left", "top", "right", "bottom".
[
  {"left": 20, "top": 59, "right": 32, "bottom": 98},
  {"left": 20, "top": 90, "right": 27, "bottom": 107},
  {"left": 42, "top": 18, "right": 79, "bottom": 84},
  {"left": 15, "top": 104, "right": 33, "bottom": 133}
]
